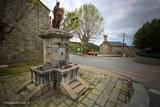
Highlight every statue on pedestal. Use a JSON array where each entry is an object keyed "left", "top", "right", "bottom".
[{"left": 52, "top": 1, "right": 63, "bottom": 29}]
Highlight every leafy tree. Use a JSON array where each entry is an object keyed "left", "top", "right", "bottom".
[
  {"left": 69, "top": 42, "right": 81, "bottom": 53},
  {"left": 76, "top": 3, "right": 104, "bottom": 51},
  {"left": 133, "top": 19, "right": 160, "bottom": 52},
  {"left": 0, "top": 0, "right": 39, "bottom": 41},
  {"left": 61, "top": 11, "right": 79, "bottom": 32},
  {"left": 62, "top": 3, "right": 104, "bottom": 53}
]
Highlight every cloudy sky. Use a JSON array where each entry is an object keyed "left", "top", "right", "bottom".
[{"left": 40, "top": 0, "right": 160, "bottom": 45}]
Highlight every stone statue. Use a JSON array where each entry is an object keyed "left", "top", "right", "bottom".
[{"left": 52, "top": 2, "right": 63, "bottom": 29}]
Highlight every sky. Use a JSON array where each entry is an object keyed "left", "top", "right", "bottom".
[{"left": 40, "top": 0, "right": 160, "bottom": 46}]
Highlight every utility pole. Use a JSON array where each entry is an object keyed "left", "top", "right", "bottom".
[{"left": 122, "top": 33, "right": 126, "bottom": 57}]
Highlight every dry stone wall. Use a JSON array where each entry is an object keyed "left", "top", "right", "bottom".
[{"left": 0, "top": 1, "right": 50, "bottom": 64}]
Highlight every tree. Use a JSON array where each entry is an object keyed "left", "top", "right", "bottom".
[
  {"left": 69, "top": 42, "right": 81, "bottom": 53},
  {"left": 0, "top": 0, "right": 39, "bottom": 41},
  {"left": 61, "top": 11, "right": 79, "bottom": 32},
  {"left": 61, "top": 3, "right": 104, "bottom": 53},
  {"left": 76, "top": 3, "right": 104, "bottom": 51},
  {"left": 133, "top": 19, "right": 160, "bottom": 52}
]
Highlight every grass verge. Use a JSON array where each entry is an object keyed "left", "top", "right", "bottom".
[{"left": 0, "top": 61, "right": 42, "bottom": 77}]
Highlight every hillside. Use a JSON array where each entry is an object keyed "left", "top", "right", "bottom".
[{"left": 69, "top": 42, "right": 100, "bottom": 53}]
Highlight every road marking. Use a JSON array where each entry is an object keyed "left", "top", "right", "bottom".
[
  {"left": 148, "top": 89, "right": 160, "bottom": 95},
  {"left": 0, "top": 65, "right": 9, "bottom": 68},
  {"left": 90, "top": 59, "right": 101, "bottom": 61}
]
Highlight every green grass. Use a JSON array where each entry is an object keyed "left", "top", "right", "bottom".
[{"left": 0, "top": 61, "right": 42, "bottom": 77}]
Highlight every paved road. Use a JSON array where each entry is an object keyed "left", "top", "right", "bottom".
[{"left": 70, "top": 54, "right": 160, "bottom": 107}]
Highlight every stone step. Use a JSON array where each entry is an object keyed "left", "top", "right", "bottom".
[
  {"left": 20, "top": 90, "right": 30, "bottom": 98},
  {"left": 74, "top": 84, "right": 86, "bottom": 94},
  {"left": 22, "top": 85, "right": 41, "bottom": 102},
  {"left": 77, "top": 77, "right": 89, "bottom": 89},
  {"left": 70, "top": 81, "right": 81, "bottom": 89},
  {"left": 79, "top": 87, "right": 87, "bottom": 95},
  {"left": 62, "top": 83, "right": 78, "bottom": 100},
  {"left": 26, "top": 84, "right": 36, "bottom": 91},
  {"left": 15, "top": 80, "right": 32, "bottom": 93}
]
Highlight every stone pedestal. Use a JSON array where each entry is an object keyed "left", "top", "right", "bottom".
[{"left": 39, "top": 29, "right": 72, "bottom": 67}]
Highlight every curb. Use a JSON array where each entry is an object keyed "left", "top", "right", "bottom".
[
  {"left": 97, "top": 54, "right": 122, "bottom": 57},
  {"left": 71, "top": 53, "right": 122, "bottom": 57},
  {"left": 78, "top": 64, "right": 132, "bottom": 82},
  {"left": 123, "top": 82, "right": 150, "bottom": 107}
]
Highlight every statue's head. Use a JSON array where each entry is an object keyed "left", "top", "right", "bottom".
[{"left": 56, "top": 2, "right": 60, "bottom": 6}]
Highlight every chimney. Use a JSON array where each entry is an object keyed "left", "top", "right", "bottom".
[{"left": 104, "top": 35, "right": 108, "bottom": 41}]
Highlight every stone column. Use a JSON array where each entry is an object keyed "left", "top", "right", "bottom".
[{"left": 39, "top": 29, "right": 73, "bottom": 66}]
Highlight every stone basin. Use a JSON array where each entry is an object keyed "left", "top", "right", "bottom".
[{"left": 30, "top": 64, "right": 79, "bottom": 91}]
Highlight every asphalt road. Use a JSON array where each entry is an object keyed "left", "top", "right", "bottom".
[{"left": 70, "top": 54, "right": 160, "bottom": 107}]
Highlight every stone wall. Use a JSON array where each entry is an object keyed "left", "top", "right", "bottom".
[
  {"left": 135, "top": 54, "right": 160, "bottom": 65},
  {"left": 110, "top": 47, "right": 123, "bottom": 54},
  {"left": 100, "top": 45, "right": 111, "bottom": 54},
  {"left": 0, "top": 1, "right": 50, "bottom": 64},
  {"left": 100, "top": 45, "right": 136, "bottom": 57},
  {"left": 125, "top": 47, "right": 137, "bottom": 57}
]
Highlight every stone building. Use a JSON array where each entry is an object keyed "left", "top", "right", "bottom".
[
  {"left": 100, "top": 35, "right": 136, "bottom": 56},
  {"left": 0, "top": 1, "right": 51, "bottom": 64},
  {"left": 100, "top": 35, "right": 127, "bottom": 55}
]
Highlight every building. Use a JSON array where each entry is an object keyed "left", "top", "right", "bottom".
[
  {"left": 100, "top": 35, "right": 137, "bottom": 56},
  {"left": 0, "top": 0, "right": 51, "bottom": 64}
]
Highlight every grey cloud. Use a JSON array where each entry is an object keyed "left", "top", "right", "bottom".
[
  {"left": 97, "top": 0, "right": 160, "bottom": 44},
  {"left": 104, "top": 0, "right": 160, "bottom": 30},
  {"left": 41, "top": 0, "right": 160, "bottom": 45}
]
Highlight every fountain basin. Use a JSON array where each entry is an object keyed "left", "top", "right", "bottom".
[{"left": 30, "top": 64, "right": 79, "bottom": 92}]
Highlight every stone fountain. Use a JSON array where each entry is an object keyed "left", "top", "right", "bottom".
[{"left": 16, "top": 29, "right": 88, "bottom": 101}]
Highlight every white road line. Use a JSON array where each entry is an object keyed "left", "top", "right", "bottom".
[{"left": 149, "top": 89, "right": 160, "bottom": 95}]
